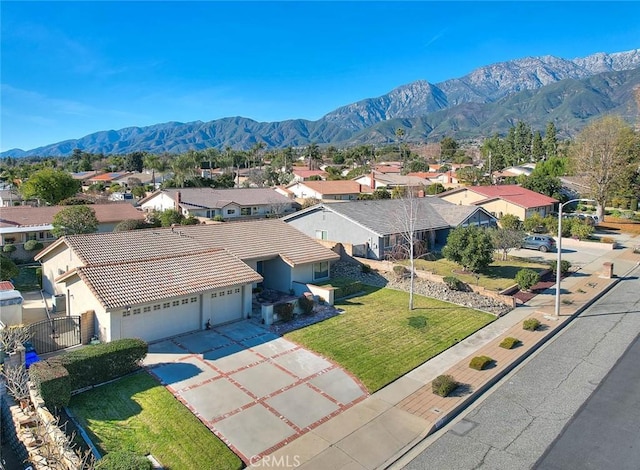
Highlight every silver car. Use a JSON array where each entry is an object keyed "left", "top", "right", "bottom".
[{"left": 521, "top": 235, "right": 556, "bottom": 252}]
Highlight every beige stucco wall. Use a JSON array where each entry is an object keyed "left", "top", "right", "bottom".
[
  {"left": 139, "top": 192, "right": 176, "bottom": 212},
  {"left": 476, "top": 200, "right": 526, "bottom": 220},
  {"left": 440, "top": 190, "right": 486, "bottom": 205},
  {"left": 40, "top": 244, "right": 84, "bottom": 295}
]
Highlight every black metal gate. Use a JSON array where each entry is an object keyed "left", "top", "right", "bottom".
[{"left": 28, "top": 316, "right": 81, "bottom": 354}]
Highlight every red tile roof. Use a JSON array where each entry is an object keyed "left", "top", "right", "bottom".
[
  {"left": 292, "top": 169, "right": 328, "bottom": 178},
  {"left": 464, "top": 185, "right": 558, "bottom": 208},
  {"left": 0, "top": 204, "right": 145, "bottom": 228},
  {"left": 0, "top": 281, "right": 15, "bottom": 291}
]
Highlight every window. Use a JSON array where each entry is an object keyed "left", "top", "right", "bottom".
[
  {"left": 211, "top": 292, "right": 217, "bottom": 298},
  {"left": 143, "top": 306, "right": 151, "bottom": 313},
  {"left": 235, "top": 288, "right": 240, "bottom": 293},
  {"left": 133, "top": 308, "right": 141, "bottom": 315},
  {"left": 227, "top": 289, "right": 232, "bottom": 295},
  {"left": 227, "top": 209, "right": 236, "bottom": 215},
  {"left": 313, "top": 261, "right": 329, "bottom": 280},
  {"left": 241, "top": 207, "right": 251, "bottom": 216},
  {"left": 172, "top": 300, "right": 179, "bottom": 306},
  {"left": 190, "top": 297, "right": 197, "bottom": 303},
  {"left": 123, "top": 310, "right": 131, "bottom": 317},
  {"left": 220, "top": 291, "right": 225, "bottom": 297},
  {"left": 154, "top": 304, "right": 160, "bottom": 310},
  {"left": 182, "top": 299, "right": 188, "bottom": 304},
  {"left": 163, "top": 302, "right": 170, "bottom": 308},
  {"left": 315, "top": 230, "right": 328, "bottom": 240}
]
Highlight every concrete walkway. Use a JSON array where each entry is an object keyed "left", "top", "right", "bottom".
[{"left": 256, "top": 242, "right": 640, "bottom": 469}]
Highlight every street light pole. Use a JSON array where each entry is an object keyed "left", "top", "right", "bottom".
[{"left": 555, "top": 198, "right": 596, "bottom": 316}]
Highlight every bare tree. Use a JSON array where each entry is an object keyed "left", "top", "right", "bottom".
[
  {"left": 1, "top": 363, "right": 30, "bottom": 402},
  {"left": 0, "top": 324, "right": 32, "bottom": 354},
  {"left": 490, "top": 227, "right": 526, "bottom": 261}
]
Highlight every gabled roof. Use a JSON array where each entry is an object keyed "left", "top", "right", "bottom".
[
  {"left": 67, "top": 249, "right": 262, "bottom": 309},
  {"left": 138, "top": 188, "right": 292, "bottom": 209},
  {"left": 0, "top": 204, "right": 145, "bottom": 229},
  {"left": 365, "top": 172, "right": 430, "bottom": 187},
  {"left": 284, "top": 198, "right": 488, "bottom": 237},
  {"left": 36, "top": 218, "right": 339, "bottom": 267},
  {"left": 292, "top": 169, "right": 328, "bottom": 179},
  {"left": 288, "top": 180, "right": 373, "bottom": 195},
  {"left": 439, "top": 185, "right": 557, "bottom": 209},
  {"left": 88, "top": 172, "right": 125, "bottom": 182}
]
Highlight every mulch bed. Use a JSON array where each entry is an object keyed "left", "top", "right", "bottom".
[{"left": 511, "top": 271, "right": 561, "bottom": 304}]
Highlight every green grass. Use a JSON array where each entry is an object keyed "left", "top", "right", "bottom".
[
  {"left": 12, "top": 264, "right": 40, "bottom": 291},
  {"left": 69, "top": 372, "right": 242, "bottom": 470},
  {"left": 286, "top": 286, "right": 495, "bottom": 392},
  {"left": 409, "top": 256, "right": 549, "bottom": 291}
]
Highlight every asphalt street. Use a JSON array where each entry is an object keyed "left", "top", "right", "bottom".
[{"left": 400, "top": 263, "right": 640, "bottom": 470}]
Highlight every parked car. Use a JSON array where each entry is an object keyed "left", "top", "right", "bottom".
[{"left": 520, "top": 235, "right": 556, "bottom": 252}]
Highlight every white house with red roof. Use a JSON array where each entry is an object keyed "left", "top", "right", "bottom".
[{"left": 437, "top": 184, "right": 558, "bottom": 220}]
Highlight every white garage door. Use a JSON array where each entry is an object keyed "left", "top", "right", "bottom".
[
  {"left": 210, "top": 287, "right": 243, "bottom": 325},
  {"left": 121, "top": 296, "right": 201, "bottom": 342}
]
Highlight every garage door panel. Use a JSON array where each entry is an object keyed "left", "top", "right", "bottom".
[
  {"left": 121, "top": 299, "right": 201, "bottom": 342},
  {"left": 210, "top": 288, "right": 243, "bottom": 325}
]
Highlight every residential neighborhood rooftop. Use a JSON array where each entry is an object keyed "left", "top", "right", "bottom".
[
  {"left": 138, "top": 187, "right": 293, "bottom": 209},
  {"left": 0, "top": 203, "right": 145, "bottom": 228},
  {"left": 440, "top": 184, "right": 558, "bottom": 208}
]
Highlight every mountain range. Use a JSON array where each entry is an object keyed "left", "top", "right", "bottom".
[{"left": 3, "top": 49, "right": 639, "bottom": 158}]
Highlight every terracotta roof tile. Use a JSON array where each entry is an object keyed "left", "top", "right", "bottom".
[
  {"left": 293, "top": 180, "right": 373, "bottom": 195},
  {"left": 0, "top": 204, "right": 144, "bottom": 228}
]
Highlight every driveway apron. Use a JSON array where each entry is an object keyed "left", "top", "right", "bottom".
[{"left": 144, "top": 321, "right": 368, "bottom": 463}]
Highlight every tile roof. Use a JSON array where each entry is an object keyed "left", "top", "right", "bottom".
[
  {"left": 141, "top": 188, "right": 292, "bottom": 209},
  {"left": 368, "top": 172, "right": 430, "bottom": 187},
  {"left": 73, "top": 249, "right": 262, "bottom": 309},
  {"left": 292, "top": 169, "right": 328, "bottom": 178},
  {"left": 439, "top": 185, "right": 558, "bottom": 209},
  {"left": 292, "top": 180, "right": 373, "bottom": 195},
  {"left": 42, "top": 218, "right": 338, "bottom": 267},
  {"left": 288, "top": 198, "right": 483, "bottom": 236},
  {"left": 0, "top": 281, "right": 15, "bottom": 291},
  {"left": 0, "top": 204, "right": 145, "bottom": 228}
]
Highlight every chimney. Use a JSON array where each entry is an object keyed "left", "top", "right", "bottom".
[
  {"left": 175, "top": 191, "right": 181, "bottom": 209},
  {"left": 370, "top": 171, "right": 375, "bottom": 189}
]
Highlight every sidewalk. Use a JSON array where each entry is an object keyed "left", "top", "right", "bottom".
[{"left": 256, "top": 245, "right": 640, "bottom": 470}]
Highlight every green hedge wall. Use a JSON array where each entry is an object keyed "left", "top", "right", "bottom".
[{"left": 29, "top": 358, "right": 71, "bottom": 409}]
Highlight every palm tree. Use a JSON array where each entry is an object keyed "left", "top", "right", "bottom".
[
  {"left": 306, "top": 143, "right": 321, "bottom": 170},
  {"left": 395, "top": 128, "right": 405, "bottom": 160},
  {"left": 143, "top": 154, "right": 163, "bottom": 187}
]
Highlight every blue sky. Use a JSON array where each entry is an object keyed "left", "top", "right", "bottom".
[{"left": 2, "top": 1, "right": 639, "bottom": 152}]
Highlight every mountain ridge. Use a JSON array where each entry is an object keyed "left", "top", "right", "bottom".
[{"left": 3, "top": 48, "right": 639, "bottom": 158}]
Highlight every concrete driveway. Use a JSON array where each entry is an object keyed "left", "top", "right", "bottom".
[{"left": 144, "top": 321, "right": 367, "bottom": 463}]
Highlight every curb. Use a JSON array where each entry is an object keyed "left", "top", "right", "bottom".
[{"left": 381, "top": 264, "right": 635, "bottom": 470}]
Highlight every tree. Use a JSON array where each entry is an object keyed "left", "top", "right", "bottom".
[
  {"left": 499, "top": 213, "right": 522, "bottom": 231},
  {"left": 442, "top": 226, "right": 494, "bottom": 273},
  {"left": 543, "top": 122, "right": 559, "bottom": 159},
  {"left": 19, "top": 168, "right": 81, "bottom": 205},
  {"left": 570, "top": 115, "right": 635, "bottom": 222},
  {"left": 124, "top": 151, "right": 145, "bottom": 172},
  {"left": 306, "top": 143, "right": 321, "bottom": 170},
  {"left": 0, "top": 255, "right": 19, "bottom": 280},
  {"left": 51, "top": 206, "right": 99, "bottom": 237},
  {"left": 395, "top": 128, "right": 405, "bottom": 159},
  {"left": 143, "top": 154, "right": 164, "bottom": 187},
  {"left": 114, "top": 219, "right": 149, "bottom": 232},
  {"left": 517, "top": 173, "right": 562, "bottom": 199},
  {"left": 440, "top": 137, "right": 459, "bottom": 161},
  {"left": 531, "top": 131, "right": 545, "bottom": 161},
  {"left": 491, "top": 227, "right": 526, "bottom": 261}
]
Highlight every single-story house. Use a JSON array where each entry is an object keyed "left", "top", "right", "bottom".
[
  {"left": 34, "top": 219, "right": 339, "bottom": 343},
  {"left": 353, "top": 172, "right": 431, "bottom": 190},
  {"left": 137, "top": 187, "right": 297, "bottom": 220},
  {"left": 0, "top": 188, "right": 25, "bottom": 207},
  {"left": 291, "top": 169, "right": 328, "bottom": 182},
  {"left": 437, "top": 185, "right": 558, "bottom": 221},
  {"left": 0, "top": 204, "right": 146, "bottom": 257},
  {"left": 283, "top": 198, "right": 497, "bottom": 260},
  {"left": 286, "top": 180, "right": 373, "bottom": 202}
]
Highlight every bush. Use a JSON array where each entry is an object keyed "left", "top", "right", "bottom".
[
  {"left": 212, "top": 215, "right": 224, "bottom": 222},
  {"left": 114, "top": 219, "right": 149, "bottom": 232},
  {"left": 570, "top": 222, "right": 594, "bottom": 240},
  {"left": 523, "top": 318, "right": 541, "bottom": 331},
  {"left": 515, "top": 269, "right": 540, "bottom": 291},
  {"left": 2, "top": 244, "right": 16, "bottom": 253},
  {"left": 549, "top": 259, "right": 571, "bottom": 275},
  {"left": 61, "top": 338, "right": 148, "bottom": 391},
  {"left": 95, "top": 451, "right": 152, "bottom": 470},
  {"left": 23, "top": 240, "right": 44, "bottom": 251},
  {"left": 29, "top": 358, "right": 71, "bottom": 409},
  {"left": 36, "top": 267, "right": 43, "bottom": 288},
  {"left": 600, "top": 236, "right": 615, "bottom": 244},
  {"left": 469, "top": 355, "right": 494, "bottom": 371},
  {"left": 393, "top": 265, "right": 408, "bottom": 279},
  {"left": 335, "top": 281, "right": 363, "bottom": 299},
  {"left": 361, "top": 263, "right": 371, "bottom": 274},
  {"left": 443, "top": 276, "right": 464, "bottom": 291},
  {"left": 499, "top": 337, "right": 521, "bottom": 349},
  {"left": 297, "top": 295, "right": 314, "bottom": 315},
  {"left": 275, "top": 302, "right": 294, "bottom": 322},
  {"left": 432, "top": 374, "right": 458, "bottom": 397}
]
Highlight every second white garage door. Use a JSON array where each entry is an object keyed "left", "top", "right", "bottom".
[
  {"left": 121, "top": 296, "right": 201, "bottom": 342},
  {"left": 210, "top": 287, "right": 243, "bottom": 325}
]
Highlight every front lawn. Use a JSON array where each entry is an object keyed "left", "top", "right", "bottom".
[
  {"left": 409, "top": 256, "right": 549, "bottom": 291},
  {"left": 69, "top": 372, "right": 242, "bottom": 470},
  {"left": 286, "top": 287, "right": 495, "bottom": 392}
]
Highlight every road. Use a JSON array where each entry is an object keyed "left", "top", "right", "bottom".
[{"left": 398, "top": 262, "right": 640, "bottom": 470}]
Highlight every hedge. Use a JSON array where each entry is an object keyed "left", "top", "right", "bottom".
[
  {"left": 469, "top": 355, "right": 494, "bottom": 371},
  {"left": 432, "top": 374, "right": 458, "bottom": 397},
  {"left": 29, "top": 358, "right": 71, "bottom": 409},
  {"left": 335, "top": 281, "right": 363, "bottom": 299},
  {"left": 23, "top": 240, "right": 44, "bottom": 252},
  {"left": 61, "top": 338, "right": 148, "bottom": 391},
  {"left": 274, "top": 303, "right": 294, "bottom": 322},
  {"left": 499, "top": 337, "right": 521, "bottom": 349},
  {"left": 95, "top": 451, "right": 152, "bottom": 470}
]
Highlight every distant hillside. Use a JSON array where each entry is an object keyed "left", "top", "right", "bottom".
[{"left": 3, "top": 49, "right": 639, "bottom": 158}]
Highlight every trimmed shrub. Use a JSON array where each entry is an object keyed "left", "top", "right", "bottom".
[
  {"left": 61, "top": 338, "right": 148, "bottom": 391},
  {"left": 212, "top": 215, "right": 224, "bottom": 222},
  {"left": 443, "top": 276, "right": 464, "bottom": 291},
  {"left": 297, "top": 295, "right": 314, "bottom": 315},
  {"left": 523, "top": 318, "right": 541, "bottom": 331},
  {"left": 432, "top": 374, "right": 458, "bottom": 397},
  {"left": 549, "top": 259, "right": 571, "bottom": 275},
  {"left": 515, "top": 269, "right": 540, "bottom": 291},
  {"left": 600, "top": 236, "right": 615, "bottom": 244},
  {"left": 469, "top": 355, "right": 494, "bottom": 371},
  {"left": 29, "top": 358, "right": 71, "bottom": 409},
  {"left": 2, "top": 244, "right": 16, "bottom": 253},
  {"left": 23, "top": 240, "right": 44, "bottom": 252},
  {"left": 570, "top": 222, "right": 594, "bottom": 240},
  {"left": 95, "top": 451, "right": 152, "bottom": 470},
  {"left": 361, "top": 263, "right": 371, "bottom": 274},
  {"left": 499, "top": 337, "right": 521, "bottom": 349},
  {"left": 393, "top": 265, "right": 408, "bottom": 279},
  {"left": 335, "top": 281, "right": 363, "bottom": 299},
  {"left": 275, "top": 302, "right": 294, "bottom": 322}
]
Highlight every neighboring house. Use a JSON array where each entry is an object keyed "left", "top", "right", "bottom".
[
  {"left": 407, "top": 171, "right": 460, "bottom": 187},
  {"left": 35, "top": 219, "right": 339, "bottom": 342},
  {"left": 137, "top": 188, "right": 297, "bottom": 219},
  {"left": 0, "top": 281, "right": 23, "bottom": 327},
  {"left": 492, "top": 164, "right": 535, "bottom": 183},
  {"left": 354, "top": 171, "right": 431, "bottom": 190},
  {"left": 283, "top": 198, "right": 497, "bottom": 260},
  {"left": 0, "top": 188, "right": 24, "bottom": 207},
  {"left": 291, "top": 169, "right": 328, "bottom": 182},
  {"left": 85, "top": 172, "right": 127, "bottom": 186},
  {"left": 437, "top": 185, "right": 558, "bottom": 220},
  {"left": 0, "top": 204, "right": 145, "bottom": 257},
  {"left": 286, "top": 180, "right": 373, "bottom": 202}
]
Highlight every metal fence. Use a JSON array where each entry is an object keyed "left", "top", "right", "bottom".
[{"left": 28, "top": 316, "right": 81, "bottom": 354}]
